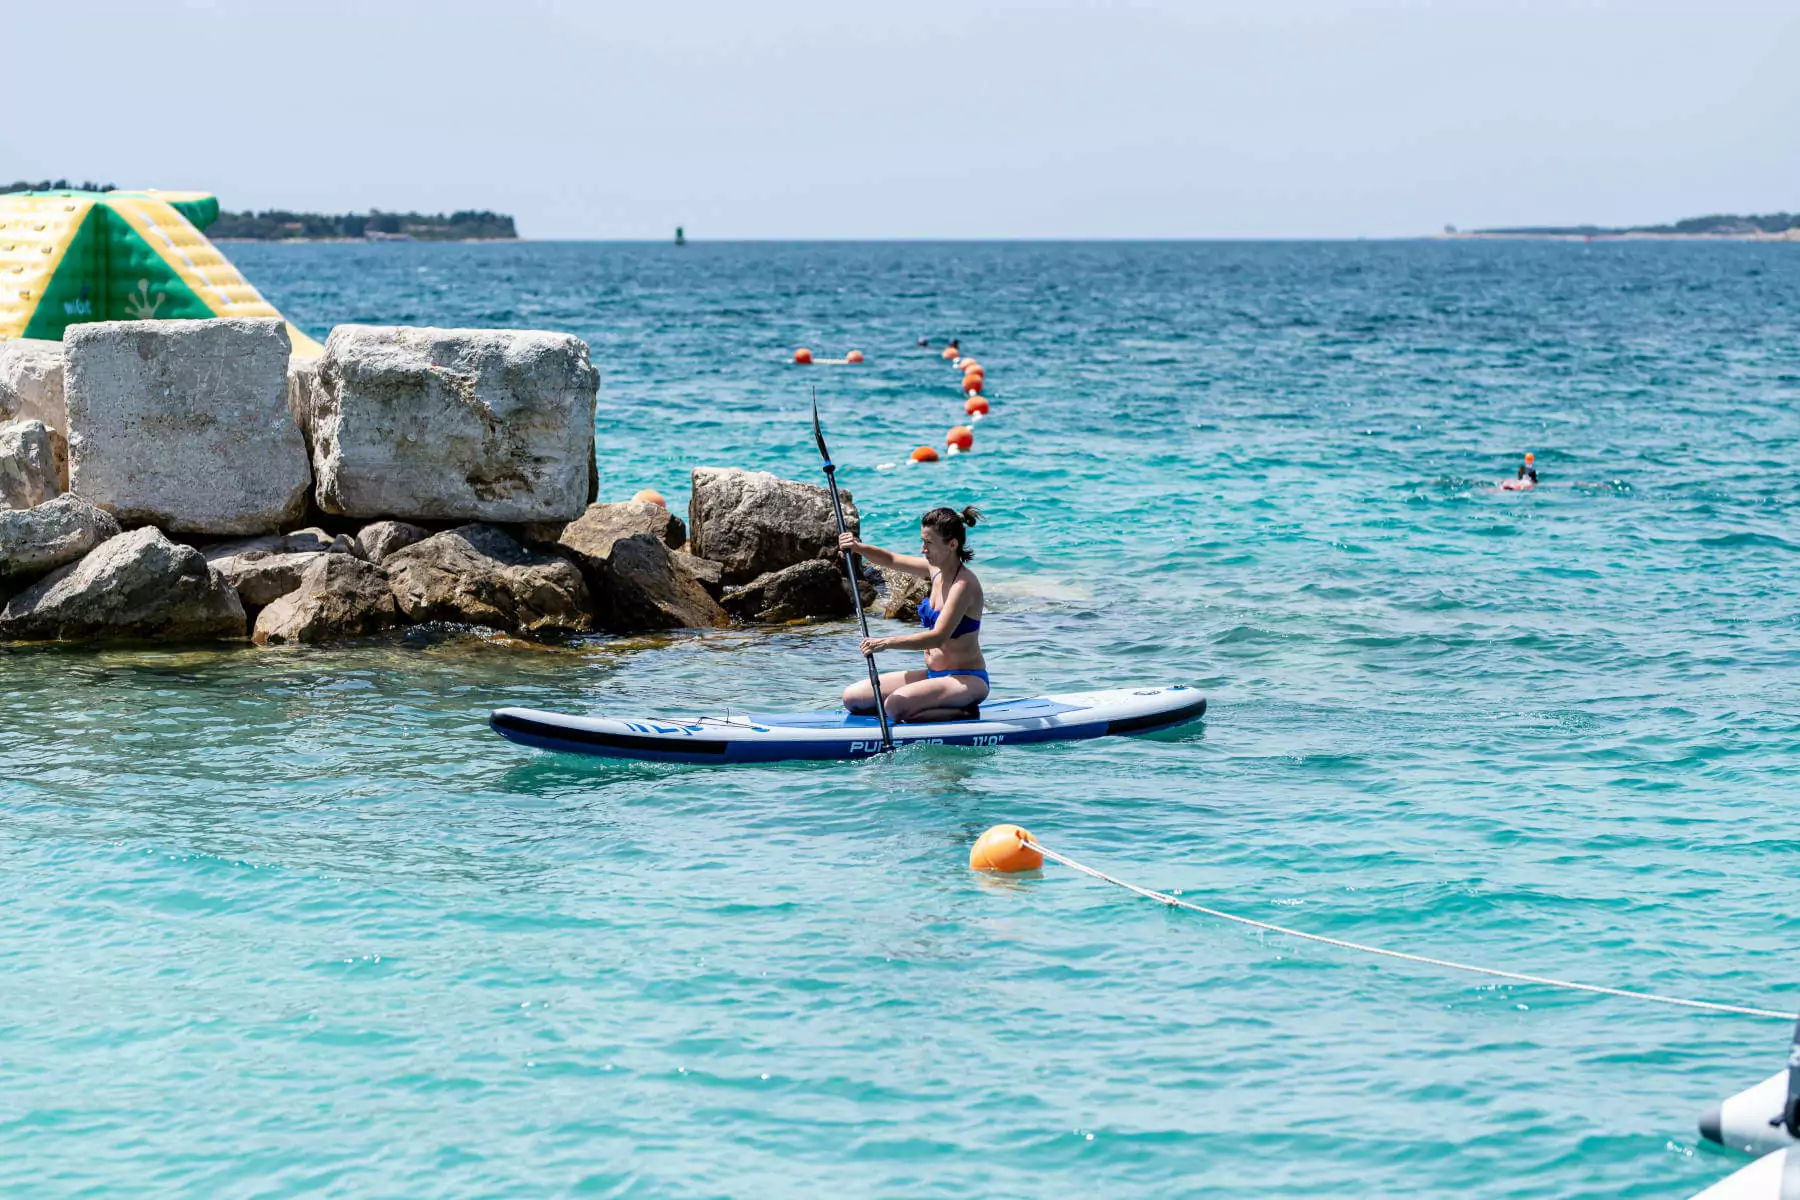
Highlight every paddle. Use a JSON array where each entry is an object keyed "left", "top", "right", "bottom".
[{"left": 811, "top": 391, "right": 894, "bottom": 754}]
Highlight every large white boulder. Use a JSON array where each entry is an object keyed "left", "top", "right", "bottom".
[
  {"left": 308, "top": 325, "right": 598, "bottom": 522},
  {"left": 0, "top": 338, "right": 65, "bottom": 433},
  {"left": 64, "top": 319, "right": 311, "bottom": 535}
]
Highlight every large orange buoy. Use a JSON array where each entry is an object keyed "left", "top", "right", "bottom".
[
  {"left": 962, "top": 377, "right": 984, "bottom": 397},
  {"left": 946, "top": 425, "right": 974, "bottom": 451},
  {"left": 910, "top": 445, "right": 940, "bottom": 463},
  {"left": 969, "top": 824, "right": 1043, "bottom": 872},
  {"left": 958, "top": 360, "right": 981, "bottom": 376},
  {"left": 964, "top": 395, "right": 989, "bottom": 416},
  {"left": 941, "top": 346, "right": 958, "bottom": 360},
  {"left": 794, "top": 348, "right": 813, "bottom": 364},
  {"left": 847, "top": 349, "right": 864, "bottom": 363},
  {"left": 632, "top": 488, "right": 667, "bottom": 507}
]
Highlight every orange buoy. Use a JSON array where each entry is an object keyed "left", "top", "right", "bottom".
[
  {"left": 964, "top": 395, "right": 990, "bottom": 416},
  {"left": 963, "top": 379, "right": 984, "bottom": 397},
  {"left": 969, "top": 824, "right": 1043, "bottom": 873},
  {"left": 946, "top": 425, "right": 974, "bottom": 451},
  {"left": 958, "top": 360, "right": 981, "bottom": 376},
  {"left": 847, "top": 349, "right": 864, "bottom": 363},
  {"left": 794, "top": 348, "right": 813, "bottom": 364},
  {"left": 941, "top": 346, "right": 958, "bottom": 360},
  {"left": 910, "top": 445, "right": 940, "bottom": 463},
  {"left": 632, "top": 488, "right": 667, "bottom": 507}
]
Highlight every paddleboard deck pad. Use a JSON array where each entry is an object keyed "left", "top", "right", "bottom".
[{"left": 490, "top": 685, "right": 1206, "bottom": 764}]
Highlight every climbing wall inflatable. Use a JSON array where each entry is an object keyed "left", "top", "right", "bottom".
[{"left": 0, "top": 189, "right": 321, "bottom": 354}]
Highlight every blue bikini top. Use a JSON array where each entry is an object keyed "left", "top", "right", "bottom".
[{"left": 919, "top": 566, "right": 981, "bottom": 639}]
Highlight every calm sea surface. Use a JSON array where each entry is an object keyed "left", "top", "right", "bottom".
[{"left": 4, "top": 241, "right": 1797, "bottom": 1197}]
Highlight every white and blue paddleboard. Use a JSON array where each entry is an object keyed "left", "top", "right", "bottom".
[{"left": 490, "top": 685, "right": 1206, "bottom": 765}]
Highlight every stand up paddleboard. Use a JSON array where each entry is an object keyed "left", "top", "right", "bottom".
[{"left": 490, "top": 685, "right": 1205, "bottom": 765}]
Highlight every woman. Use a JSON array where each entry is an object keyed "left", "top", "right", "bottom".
[{"left": 838, "top": 505, "right": 988, "bottom": 722}]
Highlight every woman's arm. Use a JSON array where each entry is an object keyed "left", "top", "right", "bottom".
[
  {"left": 838, "top": 532, "right": 929, "bottom": 579},
  {"left": 862, "top": 577, "right": 974, "bottom": 654}
]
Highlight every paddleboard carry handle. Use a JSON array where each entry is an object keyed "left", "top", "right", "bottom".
[{"left": 812, "top": 391, "right": 895, "bottom": 754}]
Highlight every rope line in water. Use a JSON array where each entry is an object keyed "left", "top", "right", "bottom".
[{"left": 1024, "top": 840, "right": 1797, "bottom": 1022}]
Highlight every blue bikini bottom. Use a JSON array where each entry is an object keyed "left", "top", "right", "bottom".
[{"left": 927, "top": 668, "right": 989, "bottom": 686}]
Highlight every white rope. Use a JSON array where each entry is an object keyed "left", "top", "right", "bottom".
[{"left": 1024, "top": 840, "right": 1797, "bottom": 1021}]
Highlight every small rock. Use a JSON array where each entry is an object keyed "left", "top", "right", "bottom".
[
  {"left": 521, "top": 500, "right": 685, "bottom": 552},
  {"left": 355, "top": 520, "right": 430, "bottom": 564},
  {"left": 688, "top": 467, "right": 858, "bottom": 585},
  {"left": 384, "top": 523, "right": 591, "bottom": 635},
  {"left": 881, "top": 567, "right": 930, "bottom": 622},
  {"left": 721, "top": 559, "right": 872, "bottom": 623},
  {"left": 0, "top": 338, "right": 65, "bottom": 433},
  {"left": 0, "top": 526, "right": 244, "bottom": 642},
  {"left": 0, "top": 419, "right": 61, "bottom": 510},
  {"left": 0, "top": 494, "right": 121, "bottom": 581},
  {"left": 555, "top": 511, "right": 727, "bottom": 631},
  {"left": 208, "top": 550, "right": 324, "bottom": 608},
  {"left": 327, "top": 533, "right": 367, "bottom": 559},
  {"left": 671, "top": 551, "right": 725, "bottom": 597},
  {"left": 253, "top": 554, "right": 400, "bottom": 645}
]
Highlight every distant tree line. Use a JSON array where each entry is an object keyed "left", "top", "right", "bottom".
[
  {"left": 1483, "top": 212, "right": 1800, "bottom": 236},
  {"left": 2, "top": 179, "right": 119, "bottom": 194},
  {"left": 209, "top": 209, "right": 518, "bottom": 241}
]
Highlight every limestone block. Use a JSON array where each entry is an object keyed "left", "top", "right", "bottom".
[
  {"left": 310, "top": 325, "right": 597, "bottom": 522},
  {"left": 64, "top": 319, "right": 311, "bottom": 535},
  {"left": 0, "top": 338, "right": 65, "bottom": 433},
  {"left": 0, "top": 419, "right": 60, "bottom": 509},
  {"left": 0, "top": 494, "right": 120, "bottom": 581}
]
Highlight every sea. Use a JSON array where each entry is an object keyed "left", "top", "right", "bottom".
[{"left": 2, "top": 240, "right": 1796, "bottom": 1197}]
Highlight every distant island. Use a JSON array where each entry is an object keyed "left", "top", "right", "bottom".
[
  {"left": 209, "top": 209, "right": 517, "bottom": 241},
  {"left": 1452, "top": 212, "right": 1799, "bottom": 240},
  {"left": 0, "top": 181, "right": 516, "bottom": 241}
]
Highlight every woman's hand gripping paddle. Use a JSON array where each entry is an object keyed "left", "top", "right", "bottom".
[{"left": 812, "top": 393, "right": 894, "bottom": 754}]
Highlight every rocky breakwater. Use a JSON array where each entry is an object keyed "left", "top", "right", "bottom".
[{"left": 0, "top": 320, "right": 893, "bottom": 648}]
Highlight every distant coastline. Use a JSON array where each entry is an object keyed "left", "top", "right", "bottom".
[
  {"left": 1446, "top": 211, "right": 1799, "bottom": 241},
  {"left": 209, "top": 209, "right": 517, "bottom": 242}
]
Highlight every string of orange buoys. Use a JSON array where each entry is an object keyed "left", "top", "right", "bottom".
[{"left": 790, "top": 335, "right": 998, "bottom": 466}]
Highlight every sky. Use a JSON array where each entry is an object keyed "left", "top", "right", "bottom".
[{"left": 5, "top": 0, "right": 1796, "bottom": 238}]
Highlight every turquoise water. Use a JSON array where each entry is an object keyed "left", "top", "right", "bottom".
[{"left": 5, "top": 241, "right": 1797, "bottom": 1197}]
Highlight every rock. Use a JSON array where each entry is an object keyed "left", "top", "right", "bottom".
[
  {"left": 0, "top": 419, "right": 60, "bottom": 509},
  {"left": 309, "top": 325, "right": 598, "bottom": 522},
  {"left": 520, "top": 500, "right": 684, "bottom": 552},
  {"left": 671, "top": 551, "right": 724, "bottom": 597},
  {"left": 0, "top": 338, "right": 65, "bottom": 433},
  {"left": 688, "top": 467, "right": 858, "bottom": 585},
  {"left": 0, "top": 494, "right": 121, "bottom": 581},
  {"left": 881, "top": 567, "right": 930, "bottom": 621},
  {"left": 721, "top": 559, "right": 872, "bottom": 623},
  {"left": 327, "top": 533, "right": 366, "bottom": 559},
  {"left": 286, "top": 353, "right": 324, "bottom": 456},
  {"left": 555, "top": 515, "right": 729, "bottom": 632},
  {"left": 209, "top": 550, "right": 323, "bottom": 607},
  {"left": 384, "top": 523, "right": 591, "bottom": 635},
  {"left": 253, "top": 554, "right": 400, "bottom": 645},
  {"left": 355, "top": 520, "right": 430, "bottom": 564},
  {"left": 64, "top": 319, "right": 311, "bottom": 535},
  {"left": 0, "top": 526, "right": 244, "bottom": 642}
]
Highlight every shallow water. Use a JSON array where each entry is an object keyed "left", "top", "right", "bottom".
[{"left": 3, "top": 240, "right": 1797, "bottom": 1197}]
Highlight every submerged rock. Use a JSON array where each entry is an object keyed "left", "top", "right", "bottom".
[
  {"left": 384, "top": 523, "right": 591, "bottom": 635},
  {"left": 253, "top": 554, "right": 400, "bottom": 645},
  {"left": 0, "top": 494, "right": 121, "bottom": 581},
  {"left": 721, "top": 558, "right": 870, "bottom": 623},
  {"left": 64, "top": 318, "right": 311, "bottom": 535},
  {"left": 0, "top": 526, "right": 244, "bottom": 642},
  {"left": 0, "top": 419, "right": 61, "bottom": 510},
  {"left": 355, "top": 520, "right": 431, "bottom": 565},
  {"left": 309, "top": 325, "right": 598, "bottom": 523},
  {"left": 687, "top": 467, "right": 857, "bottom": 586}
]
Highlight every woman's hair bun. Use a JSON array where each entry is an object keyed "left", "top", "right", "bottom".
[{"left": 960, "top": 505, "right": 983, "bottom": 527}]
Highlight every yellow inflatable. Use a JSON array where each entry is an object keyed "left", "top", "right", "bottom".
[{"left": 0, "top": 188, "right": 321, "bottom": 355}]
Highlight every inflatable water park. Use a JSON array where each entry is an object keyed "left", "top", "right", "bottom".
[{"left": 0, "top": 187, "right": 319, "bottom": 353}]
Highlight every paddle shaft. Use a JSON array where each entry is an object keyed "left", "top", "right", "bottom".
[{"left": 820, "top": 461, "right": 894, "bottom": 752}]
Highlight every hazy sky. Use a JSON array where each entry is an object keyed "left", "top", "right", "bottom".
[{"left": 6, "top": 0, "right": 1796, "bottom": 238}]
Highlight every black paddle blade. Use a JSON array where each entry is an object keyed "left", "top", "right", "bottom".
[
  {"left": 810, "top": 391, "right": 831, "bottom": 464},
  {"left": 1784, "top": 1013, "right": 1800, "bottom": 1136}
]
